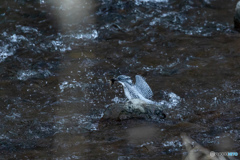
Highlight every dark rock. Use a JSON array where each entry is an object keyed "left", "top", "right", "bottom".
[
  {"left": 100, "top": 99, "right": 166, "bottom": 122},
  {"left": 234, "top": 1, "right": 240, "bottom": 32}
]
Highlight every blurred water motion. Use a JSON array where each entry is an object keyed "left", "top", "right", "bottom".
[
  {"left": 0, "top": 0, "right": 240, "bottom": 159},
  {"left": 49, "top": 0, "right": 96, "bottom": 31}
]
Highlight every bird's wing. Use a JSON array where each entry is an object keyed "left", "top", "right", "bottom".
[
  {"left": 123, "top": 83, "right": 139, "bottom": 99},
  {"left": 135, "top": 75, "right": 153, "bottom": 99}
]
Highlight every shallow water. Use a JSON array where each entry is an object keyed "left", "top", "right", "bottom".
[{"left": 0, "top": 0, "right": 240, "bottom": 159}]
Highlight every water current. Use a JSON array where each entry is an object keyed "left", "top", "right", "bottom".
[{"left": 0, "top": 0, "right": 240, "bottom": 159}]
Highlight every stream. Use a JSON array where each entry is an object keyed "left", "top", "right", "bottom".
[{"left": 0, "top": 0, "right": 240, "bottom": 159}]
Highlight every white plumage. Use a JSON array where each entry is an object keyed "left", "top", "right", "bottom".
[{"left": 114, "top": 75, "right": 155, "bottom": 104}]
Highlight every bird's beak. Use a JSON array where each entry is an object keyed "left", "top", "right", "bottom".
[{"left": 109, "top": 78, "right": 117, "bottom": 86}]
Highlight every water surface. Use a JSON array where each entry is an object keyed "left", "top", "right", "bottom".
[{"left": 0, "top": 0, "right": 240, "bottom": 159}]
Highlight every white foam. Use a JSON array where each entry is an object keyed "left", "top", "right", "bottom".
[
  {"left": 73, "top": 30, "right": 98, "bottom": 40},
  {"left": 155, "top": 92, "right": 181, "bottom": 108},
  {"left": 168, "top": 92, "right": 181, "bottom": 107},
  {"left": 59, "top": 81, "right": 81, "bottom": 93},
  {"left": 17, "top": 70, "right": 38, "bottom": 81},
  {"left": 163, "top": 140, "right": 182, "bottom": 147},
  {"left": 136, "top": 0, "right": 168, "bottom": 5},
  {"left": 0, "top": 44, "right": 14, "bottom": 63},
  {"left": 10, "top": 34, "right": 28, "bottom": 42}
]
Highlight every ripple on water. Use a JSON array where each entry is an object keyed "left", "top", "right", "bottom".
[
  {"left": 135, "top": 0, "right": 168, "bottom": 5},
  {"left": 17, "top": 69, "right": 52, "bottom": 81},
  {"left": 17, "top": 25, "right": 38, "bottom": 34},
  {"left": 53, "top": 114, "right": 99, "bottom": 134},
  {"left": 72, "top": 30, "right": 98, "bottom": 40},
  {"left": 17, "top": 70, "right": 38, "bottom": 81}
]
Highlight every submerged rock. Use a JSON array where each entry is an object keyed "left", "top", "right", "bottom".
[
  {"left": 234, "top": 1, "right": 240, "bottom": 31},
  {"left": 100, "top": 99, "right": 166, "bottom": 122}
]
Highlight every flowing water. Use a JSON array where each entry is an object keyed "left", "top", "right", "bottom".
[{"left": 0, "top": 0, "right": 240, "bottom": 159}]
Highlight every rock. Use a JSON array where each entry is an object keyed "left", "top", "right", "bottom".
[
  {"left": 234, "top": 1, "right": 240, "bottom": 31},
  {"left": 100, "top": 99, "right": 166, "bottom": 122}
]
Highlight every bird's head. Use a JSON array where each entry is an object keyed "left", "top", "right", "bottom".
[{"left": 110, "top": 75, "right": 132, "bottom": 86}]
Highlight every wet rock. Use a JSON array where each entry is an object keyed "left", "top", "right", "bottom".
[
  {"left": 234, "top": 1, "right": 240, "bottom": 32},
  {"left": 100, "top": 99, "right": 166, "bottom": 122}
]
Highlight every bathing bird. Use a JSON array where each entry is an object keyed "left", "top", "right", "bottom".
[{"left": 110, "top": 75, "right": 156, "bottom": 104}]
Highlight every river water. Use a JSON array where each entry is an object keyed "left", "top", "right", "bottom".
[{"left": 0, "top": 0, "right": 240, "bottom": 159}]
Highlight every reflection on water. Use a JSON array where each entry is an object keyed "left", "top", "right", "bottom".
[{"left": 0, "top": 0, "right": 240, "bottom": 159}]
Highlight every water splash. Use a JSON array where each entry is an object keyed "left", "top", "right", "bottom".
[
  {"left": 163, "top": 140, "right": 182, "bottom": 147},
  {"left": 136, "top": 0, "right": 168, "bottom": 5},
  {"left": 0, "top": 45, "right": 14, "bottom": 63},
  {"left": 73, "top": 30, "right": 98, "bottom": 40},
  {"left": 17, "top": 70, "right": 38, "bottom": 81},
  {"left": 59, "top": 81, "right": 81, "bottom": 93},
  {"left": 157, "top": 92, "right": 181, "bottom": 108}
]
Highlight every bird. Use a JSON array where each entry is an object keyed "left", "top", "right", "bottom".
[{"left": 110, "top": 75, "right": 156, "bottom": 105}]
